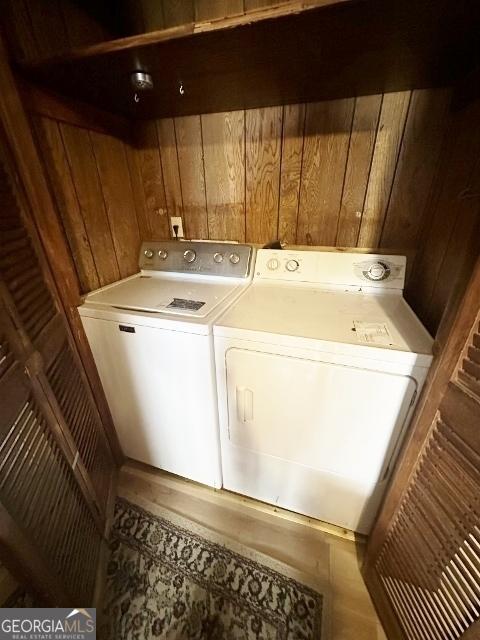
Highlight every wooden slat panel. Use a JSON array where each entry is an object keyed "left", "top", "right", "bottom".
[
  {"left": 357, "top": 91, "right": 411, "bottom": 247},
  {"left": 368, "top": 298, "right": 480, "bottom": 639},
  {"left": 0, "top": 383, "right": 102, "bottom": 603},
  {"left": 0, "top": 164, "right": 57, "bottom": 342},
  {"left": 90, "top": 131, "right": 141, "bottom": 278},
  {"left": 297, "top": 98, "right": 354, "bottom": 245},
  {"left": 157, "top": 118, "right": 183, "bottom": 218},
  {"left": 336, "top": 94, "right": 382, "bottom": 247},
  {"left": 127, "top": 120, "right": 170, "bottom": 241},
  {"left": 162, "top": 0, "right": 195, "bottom": 27},
  {"left": 195, "top": 0, "right": 244, "bottom": 21},
  {"left": 175, "top": 115, "right": 208, "bottom": 239},
  {"left": 245, "top": 106, "right": 282, "bottom": 244},
  {"left": 23, "top": 0, "right": 69, "bottom": 59},
  {"left": 60, "top": 124, "right": 120, "bottom": 286},
  {"left": 202, "top": 110, "right": 245, "bottom": 242},
  {"left": 380, "top": 89, "right": 451, "bottom": 250},
  {"left": 278, "top": 103, "right": 305, "bottom": 244},
  {"left": 32, "top": 115, "right": 100, "bottom": 293}
]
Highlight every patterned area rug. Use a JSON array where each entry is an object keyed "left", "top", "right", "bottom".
[{"left": 100, "top": 496, "right": 327, "bottom": 639}]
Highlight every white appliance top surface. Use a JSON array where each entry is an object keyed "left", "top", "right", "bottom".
[
  {"left": 214, "top": 282, "right": 433, "bottom": 357},
  {"left": 83, "top": 272, "right": 244, "bottom": 319}
]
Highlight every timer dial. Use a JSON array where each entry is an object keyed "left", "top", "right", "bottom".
[
  {"left": 285, "top": 259, "right": 300, "bottom": 272},
  {"left": 366, "top": 262, "right": 390, "bottom": 281},
  {"left": 144, "top": 249, "right": 154, "bottom": 258}
]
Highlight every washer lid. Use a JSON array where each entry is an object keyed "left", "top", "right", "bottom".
[
  {"left": 83, "top": 273, "right": 242, "bottom": 318},
  {"left": 214, "top": 282, "right": 433, "bottom": 359}
]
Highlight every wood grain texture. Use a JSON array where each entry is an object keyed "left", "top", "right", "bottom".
[
  {"left": 336, "top": 95, "right": 382, "bottom": 247},
  {"left": 175, "top": 115, "right": 208, "bottom": 238},
  {"left": 127, "top": 121, "right": 170, "bottom": 241},
  {"left": 32, "top": 115, "right": 99, "bottom": 292},
  {"left": 157, "top": 118, "right": 183, "bottom": 220},
  {"left": 278, "top": 104, "right": 305, "bottom": 244},
  {"left": 162, "top": 0, "right": 195, "bottom": 27},
  {"left": 357, "top": 91, "right": 411, "bottom": 247},
  {"left": 90, "top": 131, "right": 141, "bottom": 279},
  {"left": 60, "top": 124, "right": 120, "bottom": 287},
  {"left": 297, "top": 98, "right": 354, "bottom": 245},
  {"left": 380, "top": 89, "right": 451, "bottom": 250},
  {"left": 194, "top": 0, "right": 244, "bottom": 21},
  {"left": 405, "top": 99, "right": 480, "bottom": 334},
  {"left": 245, "top": 106, "right": 282, "bottom": 243},
  {"left": 30, "top": 86, "right": 471, "bottom": 342},
  {"left": 202, "top": 110, "right": 245, "bottom": 242}
]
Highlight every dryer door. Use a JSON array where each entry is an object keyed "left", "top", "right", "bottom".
[{"left": 224, "top": 348, "right": 417, "bottom": 532}]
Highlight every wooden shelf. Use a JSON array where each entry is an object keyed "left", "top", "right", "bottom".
[{"left": 21, "top": 0, "right": 480, "bottom": 119}]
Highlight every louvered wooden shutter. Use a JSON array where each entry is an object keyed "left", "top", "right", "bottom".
[
  {"left": 0, "top": 127, "right": 115, "bottom": 604},
  {"left": 367, "top": 299, "right": 480, "bottom": 638}
]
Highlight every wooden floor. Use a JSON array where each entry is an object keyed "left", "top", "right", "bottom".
[{"left": 119, "top": 461, "right": 387, "bottom": 640}]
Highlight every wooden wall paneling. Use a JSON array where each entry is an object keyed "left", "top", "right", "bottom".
[
  {"left": 0, "top": 0, "right": 40, "bottom": 64},
  {"left": 357, "top": 91, "right": 411, "bottom": 247},
  {"left": 425, "top": 151, "right": 480, "bottom": 333},
  {"left": 139, "top": 0, "right": 165, "bottom": 31},
  {"left": 0, "top": 37, "right": 122, "bottom": 464},
  {"left": 127, "top": 120, "right": 170, "bottom": 241},
  {"left": 59, "top": 0, "right": 109, "bottom": 48},
  {"left": 405, "top": 99, "right": 480, "bottom": 334},
  {"left": 194, "top": 0, "right": 244, "bottom": 21},
  {"left": 162, "top": 0, "right": 195, "bottom": 28},
  {"left": 202, "top": 110, "right": 246, "bottom": 242},
  {"left": 336, "top": 94, "right": 382, "bottom": 247},
  {"left": 245, "top": 106, "right": 282, "bottom": 243},
  {"left": 21, "top": 82, "right": 131, "bottom": 140},
  {"left": 157, "top": 118, "right": 184, "bottom": 220},
  {"left": 90, "top": 131, "right": 141, "bottom": 278},
  {"left": 31, "top": 115, "right": 100, "bottom": 293},
  {"left": 380, "top": 89, "right": 451, "bottom": 251},
  {"left": 23, "top": 0, "right": 70, "bottom": 60},
  {"left": 278, "top": 103, "right": 306, "bottom": 244},
  {"left": 297, "top": 98, "right": 354, "bottom": 245},
  {"left": 59, "top": 124, "right": 120, "bottom": 287},
  {"left": 174, "top": 115, "right": 208, "bottom": 238}
]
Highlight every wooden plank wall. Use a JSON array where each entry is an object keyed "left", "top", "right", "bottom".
[
  {"left": 1, "top": 0, "right": 334, "bottom": 64},
  {"left": 30, "top": 85, "right": 480, "bottom": 337},
  {"left": 130, "top": 88, "right": 451, "bottom": 251}
]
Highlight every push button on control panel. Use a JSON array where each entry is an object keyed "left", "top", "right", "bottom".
[{"left": 183, "top": 249, "right": 196, "bottom": 263}]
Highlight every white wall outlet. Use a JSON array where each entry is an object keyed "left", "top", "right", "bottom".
[{"left": 170, "top": 216, "right": 184, "bottom": 238}]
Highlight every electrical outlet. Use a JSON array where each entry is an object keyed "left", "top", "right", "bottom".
[{"left": 170, "top": 216, "right": 184, "bottom": 238}]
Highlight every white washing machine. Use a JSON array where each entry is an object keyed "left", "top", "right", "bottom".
[
  {"left": 79, "top": 241, "right": 254, "bottom": 488},
  {"left": 214, "top": 249, "right": 433, "bottom": 533}
]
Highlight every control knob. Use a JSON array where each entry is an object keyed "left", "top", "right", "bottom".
[
  {"left": 144, "top": 249, "right": 154, "bottom": 258},
  {"left": 213, "top": 252, "right": 224, "bottom": 263},
  {"left": 183, "top": 249, "right": 196, "bottom": 263},
  {"left": 286, "top": 259, "right": 300, "bottom": 272},
  {"left": 367, "top": 262, "right": 389, "bottom": 281},
  {"left": 229, "top": 253, "right": 240, "bottom": 264},
  {"left": 158, "top": 249, "right": 168, "bottom": 259},
  {"left": 267, "top": 258, "right": 279, "bottom": 270}
]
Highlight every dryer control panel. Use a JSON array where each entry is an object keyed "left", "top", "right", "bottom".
[{"left": 255, "top": 250, "right": 406, "bottom": 290}]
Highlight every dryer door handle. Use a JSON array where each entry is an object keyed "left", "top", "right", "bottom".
[{"left": 236, "top": 387, "right": 253, "bottom": 423}]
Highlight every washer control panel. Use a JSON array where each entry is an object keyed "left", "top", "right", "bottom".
[
  {"left": 256, "top": 250, "right": 406, "bottom": 289},
  {"left": 139, "top": 241, "right": 253, "bottom": 278}
]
